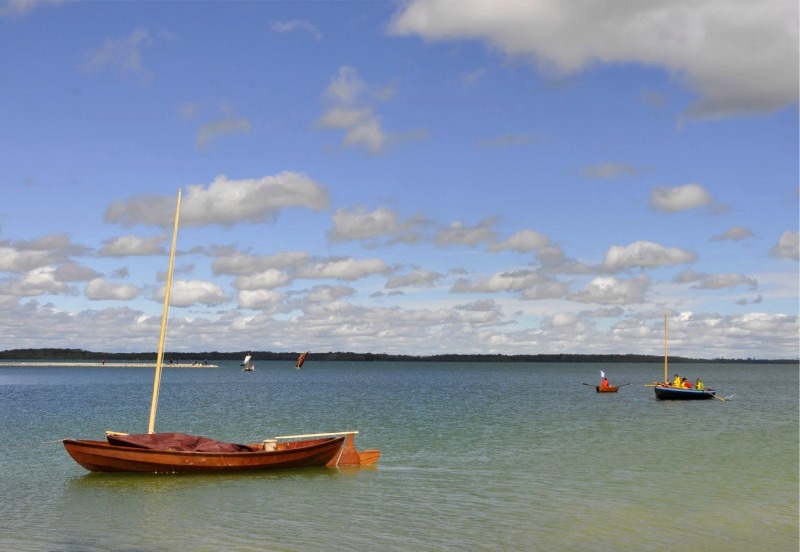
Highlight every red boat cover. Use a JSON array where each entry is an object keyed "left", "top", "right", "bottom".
[{"left": 106, "top": 432, "right": 261, "bottom": 453}]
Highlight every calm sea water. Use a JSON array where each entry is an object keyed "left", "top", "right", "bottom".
[{"left": 0, "top": 361, "right": 797, "bottom": 552}]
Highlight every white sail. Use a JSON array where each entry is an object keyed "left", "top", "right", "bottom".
[{"left": 241, "top": 354, "right": 251, "bottom": 366}]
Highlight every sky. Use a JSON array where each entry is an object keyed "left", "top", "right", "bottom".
[{"left": 0, "top": 0, "right": 798, "bottom": 359}]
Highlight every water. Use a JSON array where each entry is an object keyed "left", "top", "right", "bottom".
[{"left": 0, "top": 361, "right": 797, "bottom": 551}]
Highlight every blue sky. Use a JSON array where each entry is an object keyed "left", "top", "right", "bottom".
[{"left": 1, "top": 0, "right": 797, "bottom": 358}]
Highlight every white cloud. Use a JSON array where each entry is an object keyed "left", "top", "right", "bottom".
[
  {"left": 691, "top": 273, "right": 758, "bottom": 290},
  {"left": 85, "top": 278, "right": 140, "bottom": 301},
  {"left": 328, "top": 206, "right": 426, "bottom": 243},
  {"left": 770, "top": 231, "right": 799, "bottom": 260},
  {"left": 234, "top": 269, "right": 291, "bottom": 291},
  {"left": 650, "top": 183, "right": 713, "bottom": 212},
  {"left": 196, "top": 117, "right": 252, "bottom": 149},
  {"left": 603, "top": 241, "right": 696, "bottom": 271},
  {"left": 271, "top": 19, "right": 322, "bottom": 41},
  {"left": 0, "top": 267, "right": 73, "bottom": 297},
  {"left": 489, "top": 229, "right": 550, "bottom": 253},
  {"left": 304, "top": 285, "right": 355, "bottom": 303},
  {"left": 318, "top": 66, "right": 420, "bottom": 154},
  {"left": 99, "top": 235, "right": 165, "bottom": 256},
  {"left": 81, "top": 28, "right": 155, "bottom": 83},
  {"left": 158, "top": 279, "right": 227, "bottom": 307},
  {"left": 297, "top": 257, "right": 391, "bottom": 281},
  {"left": 452, "top": 269, "right": 542, "bottom": 293},
  {"left": 570, "top": 274, "right": 651, "bottom": 305},
  {"left": 710, "top": 226, "right": 755, "bottom": 242},
  {"left": 104, "top": 173, "right": 329, "bottom": 228},
  {"left": 388, "top": 0, "right": 799, "bottom": 118},
  {"left": 435, "top": 218, "right": 498, "bottom": 247},
  {"left": 386, "top": 270, "right": 443, "bottom": 289},
  {"left": 238, "top": 289, "right": 285, "bottom": 311}
]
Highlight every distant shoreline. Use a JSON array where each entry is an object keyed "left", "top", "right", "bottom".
[{"left": 0, "top": 348, "right": 796, "bottom": 364}]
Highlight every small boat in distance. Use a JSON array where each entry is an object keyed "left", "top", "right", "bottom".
[
  {"left": 651, "top": 314, "right": 717, "bottom": 401},
  {"left": 596, "top": 385, "right": 618, "bottom": 393},
  {"left": 295, "top": 351, "right": 308, "bottom": 369},
  {"left": 241, "top": 353, "right": 254, "bottom": 372},
  {"left": 63, "top": 189, "right": 379, "bottom": 473}
]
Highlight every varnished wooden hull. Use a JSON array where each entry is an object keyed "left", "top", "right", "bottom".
[
  {"left": 595, "top": 386, "right": 619, "bottom": 393},
  {"left": 63, "top": 436, "right": 346, "bottom": 473}
]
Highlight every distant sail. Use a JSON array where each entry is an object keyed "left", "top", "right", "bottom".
[
  {"left": 240, "top": 354, "right": 251, "bottom": 367},
  {"left": 295, "top": 351, "right": 309, "bottom": 369}
]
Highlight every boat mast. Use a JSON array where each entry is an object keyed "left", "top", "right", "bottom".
[
  {"left": 148, "top": 189, "right": 182, "bottom": 434},
  {"left": 663, "top": 313, "right": 668, "bottom": 384}
]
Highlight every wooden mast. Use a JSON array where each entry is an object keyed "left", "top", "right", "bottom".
[
  {"left": 663, "top": 313, "right": 668, "bottom": 384},
  {"left": 148, "top": 189, "right": 182, "bottom": 434}
]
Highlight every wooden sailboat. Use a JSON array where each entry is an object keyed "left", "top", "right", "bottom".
[
  {"left": 651, "top": 314, "right": 717, "bottom": 400},
  {"left": 295, "top": 351, "right": 308, "bottom": 369},
  {"left": 63, "top": 189, "right": 379, "bottom": 473}
]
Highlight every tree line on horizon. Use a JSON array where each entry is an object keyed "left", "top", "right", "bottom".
[{"left": 0, "top": 348, "right": 795, "bottom": 364}]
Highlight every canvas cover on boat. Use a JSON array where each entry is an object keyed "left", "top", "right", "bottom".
[{"left": 106, "top": 432, "right": 261, "bottom": 452}]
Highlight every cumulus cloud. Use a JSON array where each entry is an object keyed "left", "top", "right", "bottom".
[
  {"left": 85, "top": 278, "right": 140, "bottom": 300},
  {"left": 452, "top": 269, "right": 543, "bottom": 293},
  {"left": 710, "top": 226, "right": 755, "bottom": 242},
  {"left": 388, "top": 0, "right": 799, "bottom": 119},
  {"left": 99, "top": 235, "right": 166, "bottom": 256},
  {"left": 238, "top": 289, "right": 285, "bottom": 311},
  {"left": 0, "top": 266, "right": 73, "bottom": 297},
  {"left": 304, "top": 285, "right": 355, "bottom": 303},
  {"left": 104, "top": 173, "right": 329, "bottom": 228},
  {"left": 690, "top": 273, "right": 758, "bottom": 290},
  {"left": 650, "top": 183, "right": 714, "bottom": 212},
  {"left": 318, "top": 66, "right": 423, "bottom": 154},
  {"left": 435, "top": 218, "right": 498, "bottom": 247},
  {"left": 489, "top": 229, "right": 550, "bottom": 253},
  {"left": 770, "top": 230, "right": 799, "bottom": 260},
  {"left": 157, "top": 279, "right": 227, "bottom": 307},
  {"left": 212, "top": 250, "right": 310, "bottom": 277},
  {"left": 603, "top": 241, "right": 696, "bottom": 271},
  {"left": 328, "top": 206, "right": 427, "bottom": 244},
  {"left": 296, "top": 257, "right": 391, "bottom": 281},
  {"left": 569, "top": 274, "right": 651, "bottom": 305},
  {"left": 234, "top": 269, "right": 291, "bottom": 291},
  {"left": 386, "top": 270, "right": 443, "bottom": 289}
]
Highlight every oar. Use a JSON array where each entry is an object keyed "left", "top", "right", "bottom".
[
  {"left": 581, "top": 382, "right": 596, "bottom": 387},
  {"left": 711, "top": 393, "right": 727, "bottom": 402},
  {"left": 618, "top": 383, "right": 632, "bottom": 387}
]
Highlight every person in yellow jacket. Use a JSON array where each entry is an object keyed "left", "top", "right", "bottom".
[
  {"left": 695, "top": 378, "right": 704, "bottom": 390},
  {"left": 672, "top": 373, "right": 682, "bottom": 387}
]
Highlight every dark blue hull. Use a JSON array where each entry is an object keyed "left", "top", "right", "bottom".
[{"left": 654, "top": 385, "right": 716, "bottom": 400}]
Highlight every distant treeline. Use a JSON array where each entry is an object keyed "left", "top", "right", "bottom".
[{"left": 0, "top": 348, "right": 796, "bottom": 364}]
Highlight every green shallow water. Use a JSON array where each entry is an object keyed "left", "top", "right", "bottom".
[{"left": 0, "top": 361, "right": 797, "bottom": 551}]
